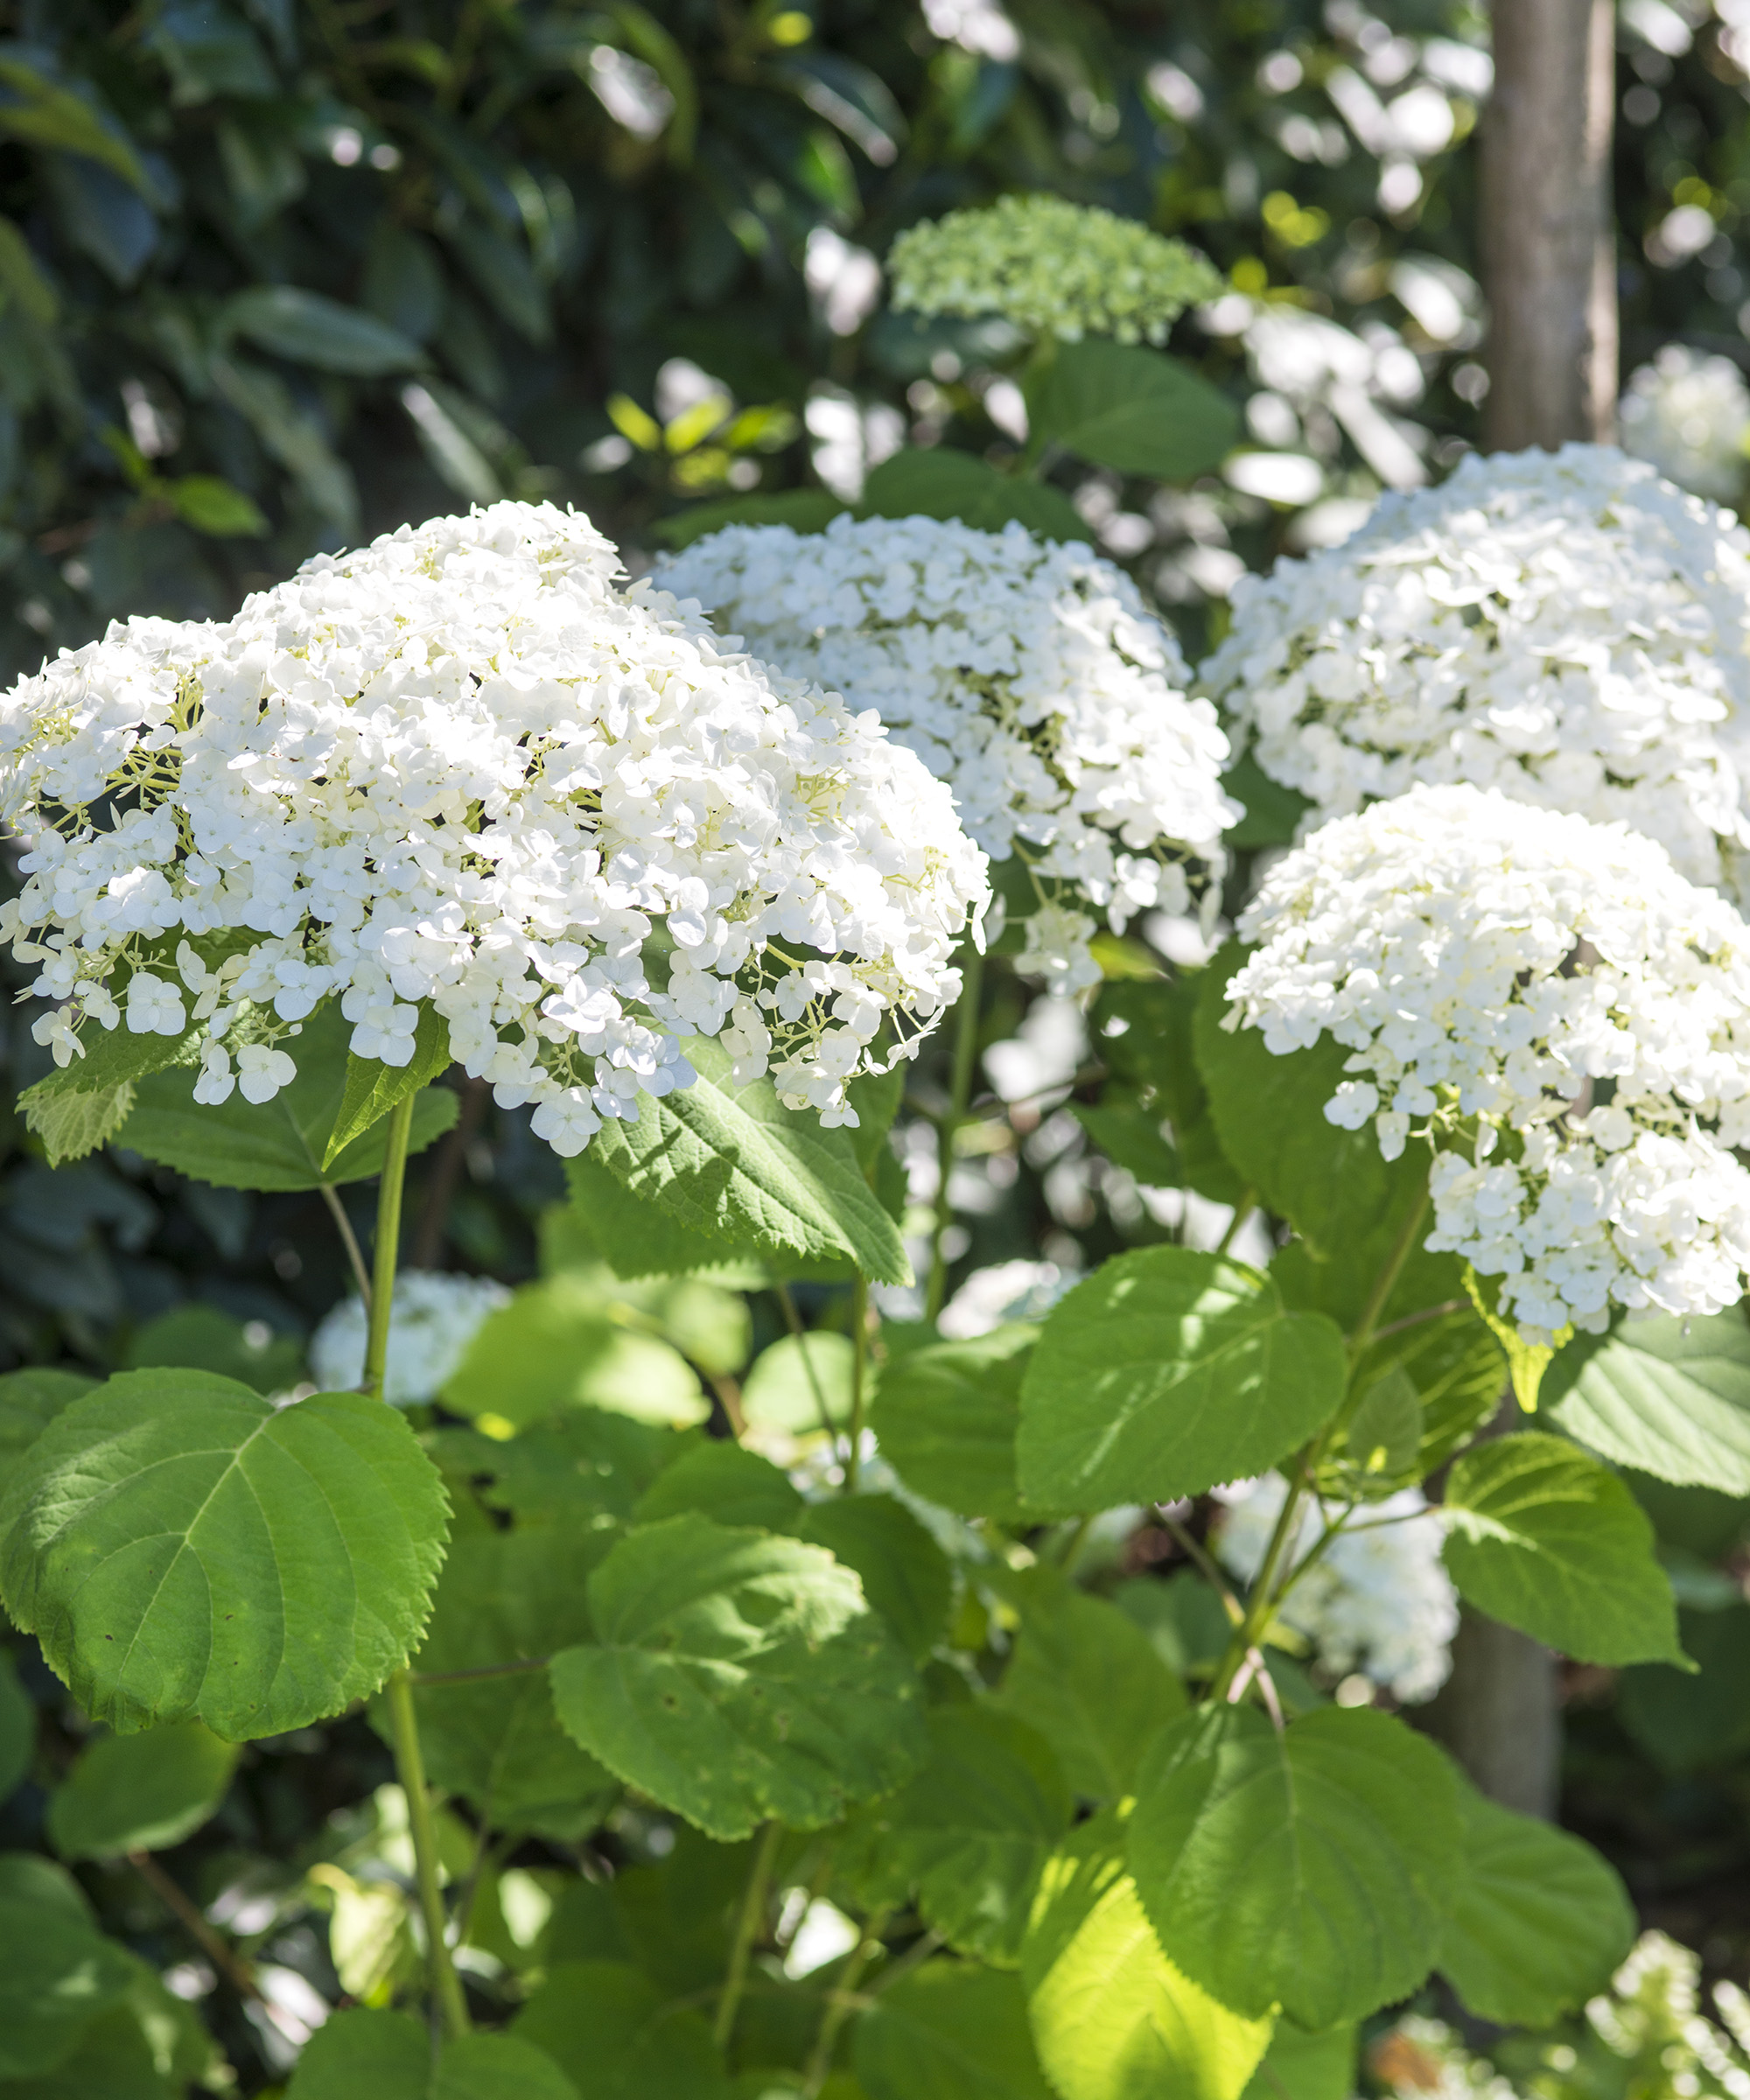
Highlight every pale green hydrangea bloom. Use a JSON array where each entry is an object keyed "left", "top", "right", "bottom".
[{"left": 886, "top": 194, "right": 1222, "bottom": 346}]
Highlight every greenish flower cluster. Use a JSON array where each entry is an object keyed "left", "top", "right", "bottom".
[{"left": 886, "top": 194, "right": 1223, "bottom": 345}]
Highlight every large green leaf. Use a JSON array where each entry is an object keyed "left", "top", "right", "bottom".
[
  {"left": 119, "top": 1003, "right": 458, "bottom": 1192},
  {"left": 860, "top": 448, "right": 1086, "bottom": 543},
  {"left": 1441, "top": 1432, "right": 1685, "bottom": 1665},
  {"left": 994, "top": 1566, "right": 1186, "bottom": 1801},
  {"left": 1545, "top": 1311, "right": 1750, "bottom": 1493},
  {"left": 1436, "top": 1782, "right": 1634, "bottom": 2026},
  {"left": 1128, "top": 1704, "right": 1463, "bottom": 2029},
  {"left": 442, "top": 1276, "right": 710, "bottom": 1431},
  {"left": 871, "top": 1326, "right": 1036, "bottom": 1522},
  {"left": 285, "top": 2008, "right": 580, "bottom": 2100},
  {"left": 1023, "top": 1811, "right": 1273, "bottom": 2100},
  {"left": 793, "top": 1494, "right": 953, "bottom": 1662},
  {"left": 854, "top": 1964, "right": 1055, "bottom": 2100},
  {"left": 590, "top": 1038, "right": 907, "bottom": 1284},
  {"left": 0, "top": 1368, "right": 95, "bottom": 1500},
  {"left": 47, "top": 1719, "right": 238, "bottom": 1858},
  {"left": 226, "top": 286, "right": 424, "bottom": 374},
  {"left": 0, "top": 1858, "right": 138, "bottom": 2076},
  {"left": 325, "top": 1005, "right": 453, "bottom": 1168},
  {"left": 563, "top": 1155, "right": 753, "bottom": 1279},
  {"left": 1017, "top": 1248, "right": 1347, "bottom": 1511},
  {"left": 513, "top": 1960, "right": 732, "bottom": 2100},
  {"left": 1618, "top": 1606, "right": 1750, "bottom": 1772},
  {"left": 0, "top": 1371, "right": 449, "bottom": 1738},
  {"left": 634, "top": 1440, "right": 804, "bottom": 1530},
  {"left": 21, "top": 1080, "right": 140, "bottom": 1169},
  {"left": 846, "top": 1707, "right": 1071, "bottom": 1965},
  {"left": 1194, "top": 945, "right": 1453, "bottom": 1330},
  {"left": 742, "top": 1330, "right": 856, "bottom": 1434},
  {"left": 547, "top": 1516, "right": 928, "bottom": 1839},
  {"left": 430, "top": 1407, "right": 682, "bottom": 1530},
  {"left": 1027, "top": 340, "right": 1240, "bottom": 480},
  {"left": 1239, "top": 2022, "right": 1355, "bottom": 2100},
  {"left": 652, "top": 488, "right": 847, "bottom": 549}
]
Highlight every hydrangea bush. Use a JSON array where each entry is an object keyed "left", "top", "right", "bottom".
[
  {"left": 661, "top": 513, "right": 1236, "bottom": 994},
  {"left": 1203, "top": 445, "right": 1750, "bottom": 893}
]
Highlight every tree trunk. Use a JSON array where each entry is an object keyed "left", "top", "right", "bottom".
[{"left": 1480, "top": 0, "right": 1618, "bottom": 448}]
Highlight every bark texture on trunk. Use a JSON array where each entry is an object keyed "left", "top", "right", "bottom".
[{"left": 1480, "top": 0, "right": 1618, "bottom": 449}]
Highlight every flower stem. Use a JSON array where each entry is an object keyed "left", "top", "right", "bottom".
[
  {"left": 802, "top": 1908, "right": 890, "bottom": 2096},
  {"left": 1348, "top": 1187, "right": 1432, "bottom": 1364},
  {"left": 319, "top": 1182, "right": 373, "bottom": 1310},
  {"left": 926, "top": 945, "right": 985, "bottom": 1324},
  {"left": 363, "top": 1093, "right": 467, "bottom": 2037},
  {"left": 715, "top": 1820, "right": 781, "bottom": 2054}
]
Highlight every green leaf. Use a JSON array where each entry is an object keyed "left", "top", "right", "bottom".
[
  {"left": 592, "top": 1039, "right": 907, "bottom": 1283},
  {"left": 1349, "top": 1307, "right": 1505, "bottom": 1480},
  {"left": 513, "top": 1961, "right": 732, "bottom": 2100},
  {"left": 0, "top": 1368, "right": 95, "bottom": 1499},
  {"left": 126, "top": 1304, "right": 304, "bottom": 1396},
  {"left": 792, "top": 1495, "right": 953, "bottom": 1662},
  {"left": 1323, "top": 1362, "right": 1421, "bottom": 1497},
  {"left": 435, "top": 2033, "right": 580, "bottom": 2100},
  {"left": 1128, "top": 1704, "right": 1463, "bottom": 2028},
  {"left": 0, "top": 1859, "right": 138, "bottom": 2076},
  {"left": 854, "top": 1964, "right": 1054, "bottom": 2100},
  {"left": 442, "top": 1277, "right": 709, "bottom": 1431},
  {"left": 1027, "top": 341, "right": 1241, "bottom": 480},
  {"left": 0, "top": 213, "right": 59, "bottom": 326},
  {"left": 1070, "top": 1103, "right": 1180, "bottom": 1188},
  {"left": 0, "top": 1371, "right": 449, "bottom": 1738},
  {"left": 742, "top": 1330, "right": 856, "bottom": 1434},
  {"left": 47, "top": 1719, "right": 237, "bottom": 1858},
  {"left": 1436, "top": 1782, "right": 1634, "bottom": 2026},
  {"left": 22, "top": 1080, "right": 138, "bottom": 1167},
  {"left": 1463, "top": 1266, "right": 1561, "bottom": 1412},
  {"left": 860, "top": 449, "right": 1086, "bottom": 543},
  {"left": 1194, "top": 944, "right": 1453, "bottom": 1330},
  {"left": 168, "top": 473, "right": 268, "bottom": 537},
  {"left": 994, "top": 1566, "right": 1186, "bottom": 1801},
  {"left": 848, "top": 1707, "right": 1071, "bottom": 1964},
  {"left": 388, "top": 1529, "right": 618, "bottom": 1841},
  {"left": 0, "top": 60, "right": 147, "bottom": 188},
  {"left": 652, "top": 490, "right": 847, "bottom": 549},
  {"left": 634, "top": 1441, "right": 804, "bottom": 1530},
  {"left": 1619, "top": 1605, "right": 1750, "bottom": 1771},
  {"left": 226, "top": 285, "right": 424, "bottom": 374},
  {"left": 287, "top": 2008, "right": 582, "bottom": 2100},
  {"left": 1544, "top": 1310, "right": 1750, "bottom": 1494},
  {"left": 1093, "top": 977, "right": 1244, "bottom": 1208},
  {"left": 0, "top": 1650, "right": 34, "bottom": 1801},
  {"left": 1023, "top": 1810, "right": 1273, "bottom": 2100},
  {"left": 1239, "top": 2023, "right": 1355, "bottom": 2100},
  {"left": 1017, "top": 1248, "right": 1347, "bottom": 1511},
  {"left": 326, "top": 1006, "right": 453, "bottom": 1168},
  {"left": 871, "top": 1326, "right": 1035, "bottom": 1522},
  {"left": 548, "top": 1516, "right": 927, "bottom": 1840},
  {"left": 433, "top": 1407, "right": 682, "bottom": 1529},
  {"left": 562, "top": 1156, "right": 763, "bottom": 1280},
  {"left": 120, "top": 1003, "right": 458, "bottom": 1192},
  {"left": 1441, "top": 1432, "right": 1685, "bottom": 1665}
]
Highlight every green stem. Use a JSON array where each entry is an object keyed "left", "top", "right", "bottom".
[
  {"left": 844, "top": 1276, "right": 868, "bottom": 1491},
  {"left": 363, "top": 1095, "right": 416, "bottom": 1398},
  {"left": 776, "top": 1284, "right": 837, "bottom": 1438},
  {"left": 320, "top": 1181, "right": 373, "bottom": 1309},
  {"left": 386, "top": 1670, "right": 470, "bottom": 2037},
  {"left": 926, "top": 946, "right": 985, "bottom": 1325},
  {"left": 716, "top": 1820, "right": 781, "bottom": 2054},
  {"left": 803, "top": 1909, "right": 890, "bottom": 2096},
  {"left": 1214, "top": 1191, "right": 1256, "bottom": 1258},
  {"left": 1348, "top": 1188, "right": 1431, "bottom": 1363}
]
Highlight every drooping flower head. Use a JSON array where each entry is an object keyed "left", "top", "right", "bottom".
[
  {"left": 659, "top": 513, "right": 1238, "bottom": 996},
  {"left": 1621, "top": 345, "right": 1750, "bottom": 504},
  {"left": 0, "top": 501, "right": 989, "bottom": 1151},
  {"left": 886, "top": 194, "right": 1222, "bottom": 346},
  {"left": 1227, "top": 783, "right": 1750, "bottom": 1344},
  {"left": 1203, "top": 444, "right": 1750, "bottom": 893},
  {"left": 311, "top": 1270, "right": 510, "bottom": 1406},
  {"left": 1214, "top": 1473, "right": 1458, "bottom": 1704}
]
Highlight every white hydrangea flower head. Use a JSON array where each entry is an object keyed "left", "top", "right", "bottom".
[
  {"left": 1213, "top": 1472, "right": 1459, "bottom": 1704},
  {"left": 659, "top": 514, "right": 1238, "bottom": 995},
  {"left": 310, "top": 1270, "right": 511, "bottom": 1406},
  {"left": 0, "top": 500, "right": 989, "bottom": 1147},
  {"left": 886, "top": 194, "right": 1223, "bottom": 346},
  {"left": 1621, "top": 345, "right": 1750, "bottom": 504},
  {"left": 1228, "top": 783, "right": 1750, "bottom": 1344},
  {"left": 1202, "top": 444, "right": 1750, "bottom": 892}
]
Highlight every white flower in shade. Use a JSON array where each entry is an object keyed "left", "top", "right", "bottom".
[
  {"left": 310, "top": 1270, "right": 512, "bottom": 1406},
  {"left": 0, "top": 502, "right": 988, "bottom": 1144},
  {"left": 1621, "top": 345, "right": 1750, "bottom": 504},
  {"left": 1228, "top": 783, "right": 1750, "bottom": 1344},
  {"left": 1202, "top": 444, "right": 1750, "bottom": 892},
  {"left": 659, "top": 514, "right": 1237, "bottom": 996},
  {"left": 1213, "top": 1472, "right": 1459, "bottom": 1704},
  {"left": 886, "top": 194, "right": 1222, "bottom": 346}
]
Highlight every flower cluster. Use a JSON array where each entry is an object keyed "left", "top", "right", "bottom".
[
  {"left": 886, "top": 194, "right": 1222, "bottom": 346},
  {"left": 1203, "top": 445, "right": 1750, "bottom": 893},
  {"left": 660, "top": 514, "right": 1237, "bottom": 996},
  {"left": 1228, "top": 784, "right": 1750, "bottom": 1342},
  {"left": 1214, "top": 1473, "right": 1458, "bottom": 1704},
  {"left": 0, "top": 502, "right": 989, "bottom": 1150},
  {"left": 311, "top": 1270, "right": 510, "bottom": 1406},
  {"left": 1621, "top": 345, "right": 1750, "bottom": 504}
]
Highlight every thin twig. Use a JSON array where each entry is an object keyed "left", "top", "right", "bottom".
[
  {"left": 716, "top": 1821, "right": 781, "bottom": 2052},
  {"left": 1153, "top": 1508, "right": 1245, "bottom": 1624},
  {"left": 776, "top": 1284, "right": 837, "bottom": 1437},
  {"left": 1214, "top": 1192, "right": 1256, "bottom": 1257},
  {"left": 320, "top": 1181, "right": 373, "bottom": 1310},
  {"left": 129, "top": 1850, "right": 265, "bottom": 2005},
  {"left": 1366, "top": 1298, "right": 1465, "bottom": 1348}
]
